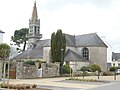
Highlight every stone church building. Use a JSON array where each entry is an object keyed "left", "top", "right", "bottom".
[{"left": 15, "top": 1, "right": 108, "bottom": 71}]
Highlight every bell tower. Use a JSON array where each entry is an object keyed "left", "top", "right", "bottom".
[{"left": 27, "top": 1, "right": 42, "bottom": 49}]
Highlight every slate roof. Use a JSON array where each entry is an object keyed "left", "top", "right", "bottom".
[
  {"left": 14, "top": 33, "right": 107, "bottom": 60},
  {"left": 43, "top": 33, "right": 107, "bottom": 47},
  {"left": 75, "top": 33, "right": 107, "bottom": 47},
  {"left": 65, "top": 34, "right": 75, "bottom": 47},
  {"left": 64, "top": 49, "right": 86, "bottom": 62},
  {"left": 112, "top": 52, "right": 120, "bottom": 60},
  {"left": 14, "top": 39, "right": 49, "bottom": 59},
  {"left": 0, "top": 30, "right": 5, "bottom": 33}
]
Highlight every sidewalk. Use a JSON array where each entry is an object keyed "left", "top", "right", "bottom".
[
  {"left": 3, "top": 75, "right": 120, "bottom": 89},
  {"left": 8, "top": 77, "right": 97, "bottom": 89},
  {"left": 78, "top": 75, "right": 120, "bottom": 82}
]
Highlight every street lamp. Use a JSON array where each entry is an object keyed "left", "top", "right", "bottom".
[{"left": 60, "top": 49, "right": 64, "bottom": 75}]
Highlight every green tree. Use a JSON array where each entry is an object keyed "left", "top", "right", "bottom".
[
  {"left": 51, "top": 29, "right": 66, "bottom": 67},
  {"left": 80, "top": 66, "right": 90, "bottom": 71},
  {"left": 51, "top": 32, "right": 56, "bottom": 63},
  {"left": 0, "top": 43, "right": 10, "bottom": 84},
  {"left": 62, "top": 64, "right": 72, "bottom": 74},
  {"left": 11, "top": 28, "right": 28, "bottom": 52},
  {"left": 89, "top": 64, "right": 101, "bottom": 72},
  {"left": 0, "top": 43, "right": 10, "bottom": 59},
  {"left": 109, "top": 66, "right": 118, "bottom": 72}
]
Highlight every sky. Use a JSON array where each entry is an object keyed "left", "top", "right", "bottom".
[{"left": 0, "top": 0, "right": 120, "bottom": 52}]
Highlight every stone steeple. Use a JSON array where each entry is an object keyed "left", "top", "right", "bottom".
[
  {"left": 31, "top": 1, "right": 38, "bottom": 22},
  {"left": 27, "top": 1, "right": 42, "bottom": 49}
]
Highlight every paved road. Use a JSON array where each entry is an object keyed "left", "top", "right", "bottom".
[
  {"left": 37, "top": 79, "right": 108, "bottom": 90},
  {"left": 84, "top": 82, "right": 120, "bottom": 90},
  {"left": 38, "top": 85, "right": 81, "bottom": 90}
]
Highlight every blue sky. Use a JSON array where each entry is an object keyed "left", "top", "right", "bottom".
[{"left": 0, "top": 0, "right": 120, "bottom": 52}]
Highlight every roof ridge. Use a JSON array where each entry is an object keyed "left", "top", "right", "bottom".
[
  {"left": 76, "top": 33, "right": 96, "bottom": 37},
  {"left": 94, "top": 33, "right": 108, "bottom": 48},
  {"left": 64, "top": 33, "right": 74, "bottom": 36}
]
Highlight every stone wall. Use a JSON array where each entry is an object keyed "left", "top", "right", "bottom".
[
  {"left": 69, "top": 61, "right": 90, "bottom": 71},
  {"left": 16, "top": 61, "right": 37, "bottom": 79},
  {"left": 41, "top": 62, "right": 60, "bottom": 77},
  {"left": 16, "top": 61, "right": 60, "bottom": 78}
]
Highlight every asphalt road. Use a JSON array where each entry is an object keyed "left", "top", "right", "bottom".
[
  {"left": 37, "top": 80, "right": 109, "bottom": 90},
  {"left": 38, "top": 85, "right": 81, "bottom": 90},
  {"left": 38, "top": 82, "right": 120, "bottom": 90},
  {"left": 84, "top": 82, "right": 120, "bottom": 90}
]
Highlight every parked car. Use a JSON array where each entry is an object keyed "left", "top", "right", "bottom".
[{"left": 116, "top": 69, "right": 120, "bottom": 74}]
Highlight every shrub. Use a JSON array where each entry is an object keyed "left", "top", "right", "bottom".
[
  {"left": 62, "top": 65, "right": 72, "bottom": 74},
  {"left": 89, "top": 64, "right": 101, "bottom": 72},
  {"left": 102, "top": 71, "right": 114, "bottom": 76},
  {"left": 109, "top": 66, "right": 119, "bottom": 72},
  {"left": 23, "top": 60, "right": 35, "bottom": 65},
  {"left": 66, "top": 78, "right": 98, "bottom": 82},
  {"left": 80, "top": 66, "right": 90, "bottom": 71}
]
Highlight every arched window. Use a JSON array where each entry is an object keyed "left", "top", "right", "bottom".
[{"left": 82, "top": 47, "right": 89, "bottom": 60}]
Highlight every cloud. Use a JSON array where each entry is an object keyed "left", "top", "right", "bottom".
[
  {"left": 0, "top": 0, "right": 120, "bottom": 52},
  {"left": 39, "top": 1, "right": 120, "bottom": 52}
]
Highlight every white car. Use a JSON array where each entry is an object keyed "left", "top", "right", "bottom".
[{"left": 116, "top": 69, "right": 120, "bottom": 74}]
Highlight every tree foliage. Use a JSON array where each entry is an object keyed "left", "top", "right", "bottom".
[
  {"left": 51, "top": 29, "right": 66, "bottom": 67},
  {"left": 62, "top": 64, "right": 72, "bottom": 74},
  {"left": 0, "top": 43, "right": 10, "bottom": 60},
  {"left": 51, "top": 32, "right": 56, "bottom": 63},
  {"left": 89, "top": 64, "right": 101, "bottom": 72},
  {"left": 109, "top": 66, "right": 119, "bottom": 72},
  {"left": 80, "top": 66, "right": 90, "bottom": 71},
  {"left": 11, "top": 28, "right": 28, "bottom": 52}
]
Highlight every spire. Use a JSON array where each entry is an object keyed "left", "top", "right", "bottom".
[{"left": 31, "top": 1, "right": 38, "bottom": 22}]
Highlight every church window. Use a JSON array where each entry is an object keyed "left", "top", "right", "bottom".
[
  {"left": 82, "top": 47, "right": 89, "bottom": 60},
  {"left": 37, "top": 27, "right": 40, "bottom": 34},
  {"left": 35, "top": 26, "right": 36, "bottom": 33}
]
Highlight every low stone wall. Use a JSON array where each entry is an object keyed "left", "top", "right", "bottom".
[
  {"left": 16, "top": 61, "right": 60, "bottom": 78},
  {"left": 16, "top": 62, "right": 37, "bottom": 79},
  {"left": 41, "top": 62, "right": 60, "bottom": 77}
]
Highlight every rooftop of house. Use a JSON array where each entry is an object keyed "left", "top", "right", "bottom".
[{"left": 112, "top": 52, "right": 120, "bottom": 61}]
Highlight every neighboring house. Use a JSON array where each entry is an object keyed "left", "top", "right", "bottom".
[
  {"left": 14, "top": 1, "right": 108, "bottom": 71},
  {"left": 112, "top": 52, "right": 120, "bottom": 67},
  {"left": 0, "top": 30, "right": 5, "bottom": 43}
]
